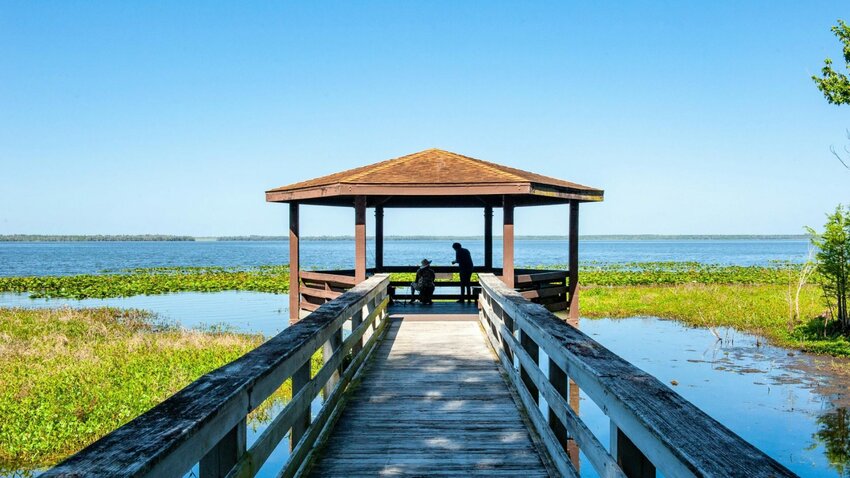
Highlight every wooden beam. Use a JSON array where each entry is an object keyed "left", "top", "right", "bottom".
[
  {"left": 289, "top": 203, "right": 300, "bottom": 323},
  {"left": 484, "top": 206, "right": 493, "bottom": 269},
  {"left": 503, "top": 197, "right": 515, "bottom": 288},
  {"left": 375, "top": 206, "right": 384, "bottom": 270},
  {"left": 568, "top": 201, "right": 579, "bottom": 323},
  {"left": 355, "top": 196, "right": 367, "bottom": 283}
]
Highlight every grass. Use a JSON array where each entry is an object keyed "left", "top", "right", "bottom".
[
  {"left": 0, "top": 307, "right": 319, "bottom": 473},
  {"left": 581, "top": 283, "right": 850, "bottom": 357}
]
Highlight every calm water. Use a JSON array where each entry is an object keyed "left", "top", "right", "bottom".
[
  {"left": 0, "top": 239, "right": 810, "bottom": 277},
  {"left": 3, "top": 290, "right": 848, "bottom": 477}
]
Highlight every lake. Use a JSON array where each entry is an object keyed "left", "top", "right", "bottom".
[{"left": 0, "top": 239, "right": 810, "bottom": 277}]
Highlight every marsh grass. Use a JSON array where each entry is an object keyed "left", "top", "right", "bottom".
[
  {"left": 0, "top": 307, "right": 318, "bottom": 472},
  {"left": 0, "top": 265, "right": 290, "bottom": 299},
  {"left": 581, "top": 284, "right": 850, "bottom": 356}
]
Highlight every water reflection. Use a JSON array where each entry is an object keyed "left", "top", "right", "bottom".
[{"left": 813, "top": 408, "right": 850, "bottom": 477}]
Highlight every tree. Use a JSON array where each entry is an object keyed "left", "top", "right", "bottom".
[
  {"left": 807, "top": 205, "right": 850, "bottom": 331},
  {"left": 813, "top": 20, "right": 850, "bottom": 106}
]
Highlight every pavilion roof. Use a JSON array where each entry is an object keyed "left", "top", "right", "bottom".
[{"left": 266, "top": 149, "right": 603, "bottom": 207}]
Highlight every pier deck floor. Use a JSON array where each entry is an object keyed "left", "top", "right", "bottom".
[{"left": 307, "top": 315, "right": 551, "bottom": 477}]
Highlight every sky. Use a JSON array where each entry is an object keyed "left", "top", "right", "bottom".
[{"left": 1, "top": 1, "right": 849, "bottom": 237}]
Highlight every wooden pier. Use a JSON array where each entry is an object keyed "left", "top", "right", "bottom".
[
  {"left": 309, "top": 316, "right": 551, "bottom": 476},
  {"left": 43, "top": 151, "right": 798, "bottom": 477}
]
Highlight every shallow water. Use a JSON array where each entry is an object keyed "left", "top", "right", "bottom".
[
  {"left": 576, "top": 317, "right": 850, "bottom": 478},
  {"left": 3, "top": 292, "right": 848, "bottom": 477},
  {"left": 0, "top": 239, "right": 810, "bottom": 277}
]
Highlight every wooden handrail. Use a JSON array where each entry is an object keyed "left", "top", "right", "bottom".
[
  {"left": 44, "top": 274, "right": 391, "bottom": 478},
  {"left": 477, "top": 273, "right": 796, "bottom": 478}
]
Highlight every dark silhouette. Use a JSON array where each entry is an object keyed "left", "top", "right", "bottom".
[
  {"left": 452, "top": 242, "right": 474, "bottom": 303},
  {"left": 409, "top": 259, "right": 436, "bottom": 305}
]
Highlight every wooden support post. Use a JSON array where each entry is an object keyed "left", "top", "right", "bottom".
[
  {"left": 355, "top": 196, "right": 367, "bottom": 283},
  {"left": 484, "top": 206, "right": 493, "bottom": 270},
  {"left": 290, "top": 360, "right": 311, "bottom": 450},
  {"left": 289, "top": 203, "right": 300, "bottom": 322},
  {"left": 375, "top": 206, "right": 384, "bottom": 271},
  {"left": 322, "top": 327, "right": 343, "bottom": 399},
  {"left": 503, "top": 197, "right": 515, "bottom": 288},
  {"left": 519, "top": 329, "right": 539, "bottom": 405},
  {"left": 568, "top": 377, "right": 581, "bottom": 466},
  {"left": 200, "top": 418, "right": 246, "bottom": 478},
  {"left": 611, "top": 422, "right": 656, "bottom": 478},
  {"left": 568, "top": 201, "right": 579, "bottom": 323}
]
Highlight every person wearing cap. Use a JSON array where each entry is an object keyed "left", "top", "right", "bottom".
[
  {"left": 452, "top": 242, "right": 474, "bottom": 303},
  {"left": 409, "top": 258, "right": 436, "bottom": 304}
]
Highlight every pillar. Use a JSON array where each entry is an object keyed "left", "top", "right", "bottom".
[
  {"left": 355, "top": 196, "right": 367, "bottom": 283},
  {"left": 375, "top": 206, "right": 384, "bottom": 271},
  {"left": 503, "top": 197, "right": 515, "bottom": 288},
  {"left": 568, "top": 201, "right": 579, "bottom": 322},
  {"left": 289, "top": 203, "right": 300, "bottom": 322},
  {"left": 484, "top": 206, "right": 493, "bottom": 270}
]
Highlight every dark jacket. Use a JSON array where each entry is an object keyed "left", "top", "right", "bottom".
[
  {"left": 455, "top": 247, "right": 473, "bottom": 273},
  {"left": 416, "top": 266, "right": 436, "bottom": 288}
]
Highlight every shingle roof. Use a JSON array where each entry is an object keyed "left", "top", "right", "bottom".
[{"left": 266, "top": 149, "right": 603, "bottom": 207}]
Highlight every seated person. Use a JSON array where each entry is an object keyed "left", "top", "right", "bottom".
[{"left": 409, "top": 259, "right": 436, "bottom": 304}]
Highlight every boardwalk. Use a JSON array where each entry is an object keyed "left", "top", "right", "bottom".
[{"left": 308, "top": 314, "right": 552, "bottom": 477}]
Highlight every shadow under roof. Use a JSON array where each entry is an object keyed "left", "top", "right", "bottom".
[{"left": 265, "top": 148, "right": 604, "bottom": 208}]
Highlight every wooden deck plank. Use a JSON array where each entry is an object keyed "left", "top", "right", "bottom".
[{"left": 307, "top": 318, "right": 551, "bottom": 477}]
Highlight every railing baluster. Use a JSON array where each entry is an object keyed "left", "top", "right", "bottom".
[
  {"left": 547, "top": 359, "right": 573, "bottom": 459},
  {"left": 611, "top": 422, "right": 656, "bottom": 478},
  {"left": 200, "top": 418, "right": 246, "bottom": 478},
  {"left": 322, "top": 326, "right": 343, "bottom": 398},
  {"left": 519, "top": 330, "right": 540, "bottom": 405},
  {"left": 290, "top": 359, "right": 312, "bottom": 450}
]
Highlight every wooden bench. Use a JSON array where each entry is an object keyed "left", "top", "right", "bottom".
[{"left": 390, "top": 272, "right": 480, "bottom": 302}]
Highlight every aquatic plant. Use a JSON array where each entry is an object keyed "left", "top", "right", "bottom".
[
  {"left": 0, "top": 307, "right": 314, "bottom": 472},
  {"left": 0, "top": 265, "right": 290, "bottom": 299}
]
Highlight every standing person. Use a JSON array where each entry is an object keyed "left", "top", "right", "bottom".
[{"left": 452, "top": 242, "right": 474, "bottom": 303}]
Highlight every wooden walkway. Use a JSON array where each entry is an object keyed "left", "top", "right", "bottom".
[{"left": 308, "top": 315, "right": 552, "bottom": 477}]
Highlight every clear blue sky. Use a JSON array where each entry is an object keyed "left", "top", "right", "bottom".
[{"left": 1, "top": 1, "right": 848, "bottom": 237}]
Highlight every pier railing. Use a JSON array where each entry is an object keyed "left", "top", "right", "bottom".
[
  {"left": 44, "top": 274, "right": 391, "bottom": 478},
  {"left": 477, "top": 273, "right": 796, "bottom": 478},
  {"left": 298, "top": 266, "right": 569, "bottom": 312}
]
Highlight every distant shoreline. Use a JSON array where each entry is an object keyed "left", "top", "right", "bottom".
[{"left": 0, "top": 234, "right": 809, "bottom": 242}]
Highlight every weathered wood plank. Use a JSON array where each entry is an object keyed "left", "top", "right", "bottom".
[
  {"left": 306, "top": 319, "right": 551, "bottom": 477},
  {"left": 300, "top": 270, "right": 357, "bottom": 287},
  {"left": 480, "top": 298, "right": 624, "bottom": 478}
]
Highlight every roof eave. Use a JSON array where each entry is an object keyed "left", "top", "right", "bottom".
[{"left": 266, "top": 182, "right": 603, "bottom": 204}]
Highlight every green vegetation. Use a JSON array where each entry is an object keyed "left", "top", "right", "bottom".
[
  {"left": 813, "top": 19, "right": 850, "bottom": 105},
  {"left": 1, "top": 308, "right": 233, "bottom": 470},
  {"left": 580, "top": 284, "right": 850, "bottom": 356},
  {"left": 808, "top": 205, "right": 850, "bottom": 331},
  {"left": 0, "top": 307, "right": 321, "bottom": 472},
  {"left": 0, "top": 265, "right": 290, "bottom": 299}
]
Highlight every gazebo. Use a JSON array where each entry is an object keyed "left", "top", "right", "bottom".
[{"left": 266, "top": 148, "right": 603, "bottom": 322}]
